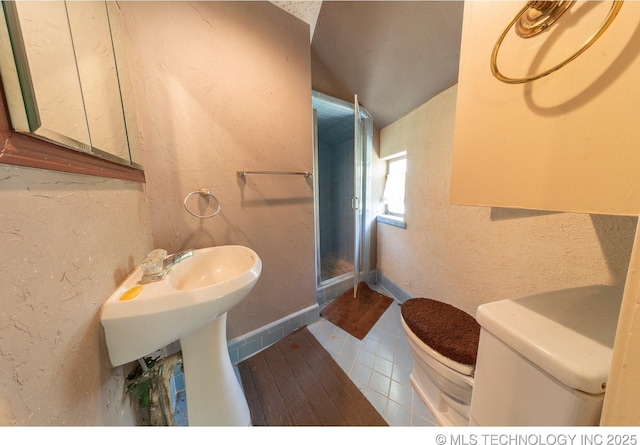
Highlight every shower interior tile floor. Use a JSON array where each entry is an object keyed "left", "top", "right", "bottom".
[
  {"left": 320, "top": 253, "right": 354, "bottom": 282},
  {"left": 173, "top": 285, "right": 437, "bottom": 427}
]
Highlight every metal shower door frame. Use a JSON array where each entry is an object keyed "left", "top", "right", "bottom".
[{"left": 311, "top": 91, "right": 373, "bottom": 292}]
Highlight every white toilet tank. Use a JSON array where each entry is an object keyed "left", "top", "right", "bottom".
[{"left": 469, "top": 285, "right": 623, "bottom": 426}]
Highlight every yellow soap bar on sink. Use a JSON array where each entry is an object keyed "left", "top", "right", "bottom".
[{"left": 119, "top": 285, "right": 143, "bottom": 301}]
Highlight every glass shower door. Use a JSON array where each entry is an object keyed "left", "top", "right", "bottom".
[
  {"left": 312, "top": 91, "right": 370, "bottom": 292},
  {"left": 352, "top": 95, "right": 363, "bottom": 298}
]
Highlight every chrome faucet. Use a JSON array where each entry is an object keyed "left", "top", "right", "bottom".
[
  {"left": 164, "top": 249, "right": 194, "bottom": 270},
  {"left": 140, "top": 249, "right": 194, "bottom": 284}
]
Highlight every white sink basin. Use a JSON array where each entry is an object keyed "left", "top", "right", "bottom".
[
  {"left": 101, "top": 245, "right": 261, "bottom": 366},
  {"left": 100, "top": 245, "right": 261, "bottom": 425}
]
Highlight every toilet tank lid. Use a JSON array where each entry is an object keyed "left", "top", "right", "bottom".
[{"left": 476, "top": 285, "right": 623, "bottom": 395}]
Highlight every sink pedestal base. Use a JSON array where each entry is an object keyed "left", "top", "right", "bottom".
[{"left": 180, "top": 313, "right": 251, "bottom": 426}]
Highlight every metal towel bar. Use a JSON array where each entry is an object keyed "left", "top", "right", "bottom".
[{"left": 236, "top": 169, "right": 312, "bottom": 178}]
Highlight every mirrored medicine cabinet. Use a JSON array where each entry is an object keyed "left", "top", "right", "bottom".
[{"left": 0, "top": 1, "right": 144, "bottom": 181}]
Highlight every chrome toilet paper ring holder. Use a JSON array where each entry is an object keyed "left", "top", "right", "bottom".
[{"left": 183, "top": 188, "right": 221, "bottom": 219}]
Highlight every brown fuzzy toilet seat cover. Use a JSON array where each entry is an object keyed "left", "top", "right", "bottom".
[{"left": 401, "top": 298, "right": 480, "bottom": 366}]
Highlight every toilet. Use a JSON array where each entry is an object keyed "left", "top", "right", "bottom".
[
  {"left": 400, "top": 298, "right": 480, "bottom": 426},
  {"left": 401, "top": 285, "right": 623, "bottom": 426}
]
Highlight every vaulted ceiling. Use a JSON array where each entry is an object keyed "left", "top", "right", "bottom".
[{"left": 274, "top": 1, "right": 465, "bottom": 129}]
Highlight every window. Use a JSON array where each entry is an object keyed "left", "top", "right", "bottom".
[
  {"left": 383, "top": 155, "right": 406, "bottom": 216},
  {"left": 378, "top": 154, "right": 407, "bottom": 228}
]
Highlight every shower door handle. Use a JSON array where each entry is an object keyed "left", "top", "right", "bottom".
[{"left": 352, "top": 197, "right": 359, "bottom": 210}]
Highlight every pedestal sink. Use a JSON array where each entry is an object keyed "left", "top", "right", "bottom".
[{"left": 100, "top": 245, "right": 261, "bottom": 426}]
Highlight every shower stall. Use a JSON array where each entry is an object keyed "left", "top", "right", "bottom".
[{"left": 312, "top": 91, "right": 374, "bottom": 303}]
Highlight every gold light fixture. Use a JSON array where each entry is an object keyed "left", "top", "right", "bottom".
[{"left": 491, "top": 0, "right": 624, "bottom": 84}]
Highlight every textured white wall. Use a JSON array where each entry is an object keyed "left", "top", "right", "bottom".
[
  {"left": 377, "top": 85, "right": 637, "bottom": 317},
  {"left": 0, "top": 165, "right": 152, "bottom": 425},
  {"left": 120, "top": 1, "right": 316, "bottom": 338}
]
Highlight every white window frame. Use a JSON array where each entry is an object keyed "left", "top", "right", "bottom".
[{"left": 378, "top": 153, "right": 407, "bottom": 228}]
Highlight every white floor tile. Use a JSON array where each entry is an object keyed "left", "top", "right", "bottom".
[
  {"left": 386, "top": 399, "right": 412, "bottom": 426},
  {"left": 373, "top": 355, "right": 394, "bottom": 378},
  {"left": 369, "top": 370, "right": 391, "bottom": 397},
  {"left": 365, "top": 388, "right": 388, "bottom": 416},
  {"left": 356, "top": 348, "right": 376, "bottom": 367},
  {"left": 310, "top": 285, "right": 432, "bottom": 427},
  {"left": 389, "top": 379, "right": 412, "bottom": 408},
  {"left": 391, "top": 363, "right": 411, "bottom": 386},
  {"left": 351, "top": 361, "right": 373, "bottom": 387}
]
